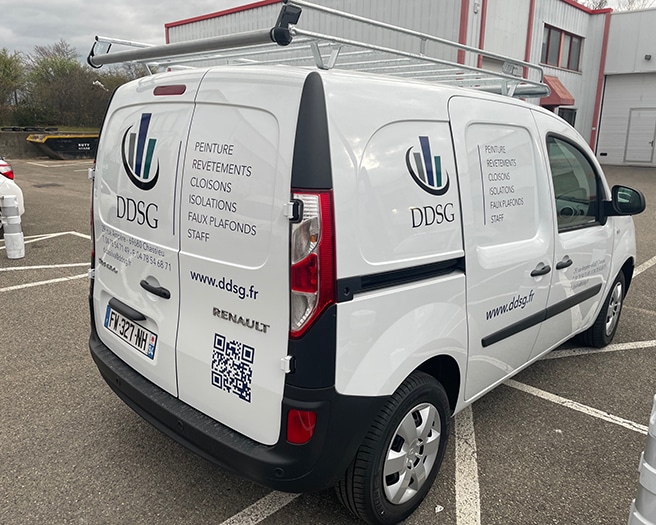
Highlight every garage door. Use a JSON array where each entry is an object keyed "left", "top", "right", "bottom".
[
  {"left": 596, "top": 73, "right": 656, "bottom": 166},
  {"left": 624, "top": 108, "right": 656, "bottom": 163}
]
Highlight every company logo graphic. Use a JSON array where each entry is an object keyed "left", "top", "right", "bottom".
[
  {"left": 406, "top": 136, "right": 450, "bottom": 196},
  {"left": 121, "top": 113, "right": 160, "bottom": 191}
]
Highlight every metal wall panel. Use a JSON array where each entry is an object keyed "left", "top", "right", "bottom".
[
  {"left": 167, "top": 0, "right": 462, "bottom": 61},
  {"left": 484, "top": 0, "right": 530, "bottom": 60},
  {"left": 526, "top": 1, "right": 607, "bottom": 143},
  {"left": 606, "top": 9, "right": 656, "bottom": 75},
  {"left": 166, "top": 0, "right": 609, "bottom": 144},
  {"left": 596, "top": 73, "right": 656, "bottom": 166}
]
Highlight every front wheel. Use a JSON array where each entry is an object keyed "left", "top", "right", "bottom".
[
  {"left": 580, "top": 271, "right": 625, "bottom": 348},
  {"left": 336, "top": 372, "right": 450, "bottom": 525}
]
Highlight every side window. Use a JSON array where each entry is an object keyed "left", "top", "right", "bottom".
[{"left": 546, "top": 135, "right": 600, "bottom": 231}]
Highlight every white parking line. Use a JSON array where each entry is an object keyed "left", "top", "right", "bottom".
[
  {"left": 217, "top": 492, "right": 300, "bottom": 525},
  {"left": 506, "top": 380, "right": 648, "bottom": 435},
  {"left": 635, "top": 255, "right": 656, "bottom": 277},
  {"left": 0, "top": 231, "right": 90, "bottom": 251},
  {"left": 455, "top": 405, "right": 482, "bottom": 525},
  {"left": 27, "top": 161, "right": 93, "bottom": 168},
  {"left": 0, "top": 273, "right": 87, "bottom": 293},
  {"left": 68, "top": 231, "right": 91, "bottom": 239},
  {"left": 0, "top": 263, "right": 89, "bottom": 272},
  {"left": 544, "top": 340, "right": 656, "bottom": 360}
]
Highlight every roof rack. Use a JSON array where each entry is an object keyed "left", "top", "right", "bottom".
[{"left": 87, "top": 0, "right": 549, "bottom": 98}]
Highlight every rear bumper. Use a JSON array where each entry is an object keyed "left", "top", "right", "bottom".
[{"left": 89, "top": 321, "right": 387, "bottom": 492}]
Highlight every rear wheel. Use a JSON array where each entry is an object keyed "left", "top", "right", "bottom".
[
  {"left": 336, "top": 372, "right": 450, "bottom": 525},
  {"left": 579, "top": 272, "right": 625, "bottom": 348}
]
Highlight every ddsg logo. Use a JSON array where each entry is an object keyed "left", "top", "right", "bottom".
[
  {"left": 121, "top": 113, "right": 160, "bottom": 191},
  {"left": 406, "top": 136, "right": 450, "bottom": 196},
  {"left": 117, "top": 196, "right": 159, "bottom": 229},
  {"left": 410, "top": 203, "right": 455, "bottom": 228}
]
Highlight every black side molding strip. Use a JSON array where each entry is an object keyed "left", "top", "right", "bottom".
[
  {"left": 336, "top": 257, "right": 464, "bottom": 302},
  {"left": 482, "top": 283, "right": 602, "bottom": 347}
]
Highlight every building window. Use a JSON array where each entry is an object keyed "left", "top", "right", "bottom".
[
  {"left": 541, "top": 26, "right": 583, "bottom": 71},
  {"left": 558, "top": 108, "right": 577, "bottom": 126}
]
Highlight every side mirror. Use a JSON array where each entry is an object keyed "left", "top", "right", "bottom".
[{"left": 605, "top": 185, "right": 646, "bottom": 216}]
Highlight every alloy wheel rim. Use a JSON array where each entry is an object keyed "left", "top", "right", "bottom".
[
  {"left": 383, "top": 402, "right": 441, "bottom": 505},
  {"left": 605, "top": 281, "right": 623, "bottom": 336}
]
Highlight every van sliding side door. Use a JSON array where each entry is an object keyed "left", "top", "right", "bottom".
[{"left": 448, "top": 97, "right": 556, "bottom": 400}]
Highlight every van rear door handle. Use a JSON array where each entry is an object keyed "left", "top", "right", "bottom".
[
  {"left": 530, "top": 263, "right": 552, "bottom": 277},
  {"left": 140, "top": 279, "right": 171, "bottom": 299},
  {"left": 108, "top": 297, "right": 146, "bottom": 321},
  {"left": 556, "top": 256, "right": 573, "bottom": 270}
]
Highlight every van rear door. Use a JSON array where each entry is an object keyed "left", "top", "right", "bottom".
[
  {"left": 93, "top": 72, "right": 202, "bottom": 396},
  {"left": 175, "top": 68, "right": 306, "bottom": 445}
]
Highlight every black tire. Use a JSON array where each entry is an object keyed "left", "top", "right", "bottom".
[
  {"left": 579, "top": 272, "right": 625, "bottom": 348},
  {"left": 336, "top": 372, "right": 450, "bottom": 525}
]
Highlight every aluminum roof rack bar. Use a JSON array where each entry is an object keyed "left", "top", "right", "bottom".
[
  {"left": 286, "top": 27, "right": 548, "bottom": 96},
  {"left": 87, "top": 3, "right": 302, "bottom": 68},
  {"left": 285, "top": 0, "right": 544, "bottom": 82}
]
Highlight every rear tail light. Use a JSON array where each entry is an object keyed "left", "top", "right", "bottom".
[
  {"left": 0, "top": 163, "right": 14, "bottom": 180},
  {"left": 290, "top": 191, "right": 335, "bottom": 337}
]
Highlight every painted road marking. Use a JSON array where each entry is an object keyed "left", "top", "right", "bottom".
[
  {"left": 0, "top": 262, "right": 89, "bottom": 272},
  {"left": 0, "top": 231, "right": 91, "bottom": 250},
  {"left": 506, "top": 380, "right": 648, "bottom": 435},
  {"left": 0, "top": 273, "right": 87, "bottom": 293},
  {"left": 217, "top": 492, "right": 301, "bottom": 525},
  {"left": 0, "top": 230, "right": 90, "bottom": 251},
  {"left": 635, "top": 255, "right": 656, "bottom": 277},
  {"left": 544, "top": 340, "right": 656, "bottom": 360},
  {"left": 455, "top": 405, "right": 482, "bottom": 525},
  {"left": 27, "top": 160, "right": 93, "bottom": 168}
]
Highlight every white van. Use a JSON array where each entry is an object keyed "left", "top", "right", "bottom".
[{"left": 87, "top": 6, "right": 645, "bottom": 525}]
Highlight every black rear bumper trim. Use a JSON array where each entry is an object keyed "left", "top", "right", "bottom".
[{"left": 89, "top": 320, "right": 387, "bottom": 492}]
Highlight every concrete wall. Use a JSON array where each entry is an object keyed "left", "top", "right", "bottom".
[{"left": 0, "top": 132, "right": 43, "bottom": 159}]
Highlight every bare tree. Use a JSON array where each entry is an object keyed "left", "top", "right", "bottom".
[
  {"left": 582, "top": 0, "right": 609, "bottom": 8},
  {"left": 583, "top": 0, "right": 655, "bottom": 8},
  {"left": 616, "top": 0, "right": 655, "bottom": 9}
]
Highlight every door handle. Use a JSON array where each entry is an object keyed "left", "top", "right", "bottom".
[
  {"left": 140, "top": 279, "right": 171, "bottom": 299},
  {"left": 556, "top": 256, "right": 573, "bottom": 270},
  {"left": 108, "top": 297, "right": 146, "bottom": 321},
  {"left": 530, "top": 263, "right": 552, "bottom": 277}
]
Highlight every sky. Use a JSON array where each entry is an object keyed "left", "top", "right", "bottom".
[{"left": 0, "top": 0, "right": 245, "bottom": 58}]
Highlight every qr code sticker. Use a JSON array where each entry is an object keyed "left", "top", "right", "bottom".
[{"left": 211, "top": 333, "right": 255, "bottom": 403}]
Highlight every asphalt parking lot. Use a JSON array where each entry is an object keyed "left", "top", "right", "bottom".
[{"left": 1, "top": 159, "right": 655, "bottom": 525}]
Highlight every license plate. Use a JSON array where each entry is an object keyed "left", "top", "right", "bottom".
[{"left": 104, "top": 305, "right": 157, "bottom": 359}]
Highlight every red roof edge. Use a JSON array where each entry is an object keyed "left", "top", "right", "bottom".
[
  {"left": 165, "top": 0, "right": 282, "bottom": 30},
  {"left": 559, "top": 0, "right": 613, "bottom": 15}
]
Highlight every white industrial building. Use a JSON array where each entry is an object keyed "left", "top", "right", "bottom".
[
  {"left": 596, "top": 8, "right": 656, "bottom": 166},
  {"left": 165, "top": 0, "right": 656, "bottom": 167}
]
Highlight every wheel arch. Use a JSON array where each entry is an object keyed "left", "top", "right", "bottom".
[
  {"left": 417, "top": 354, "right": 461, "bottom": 413},
  {"left": 621, "top": 257, "right": 634, "bottom": 295}
]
